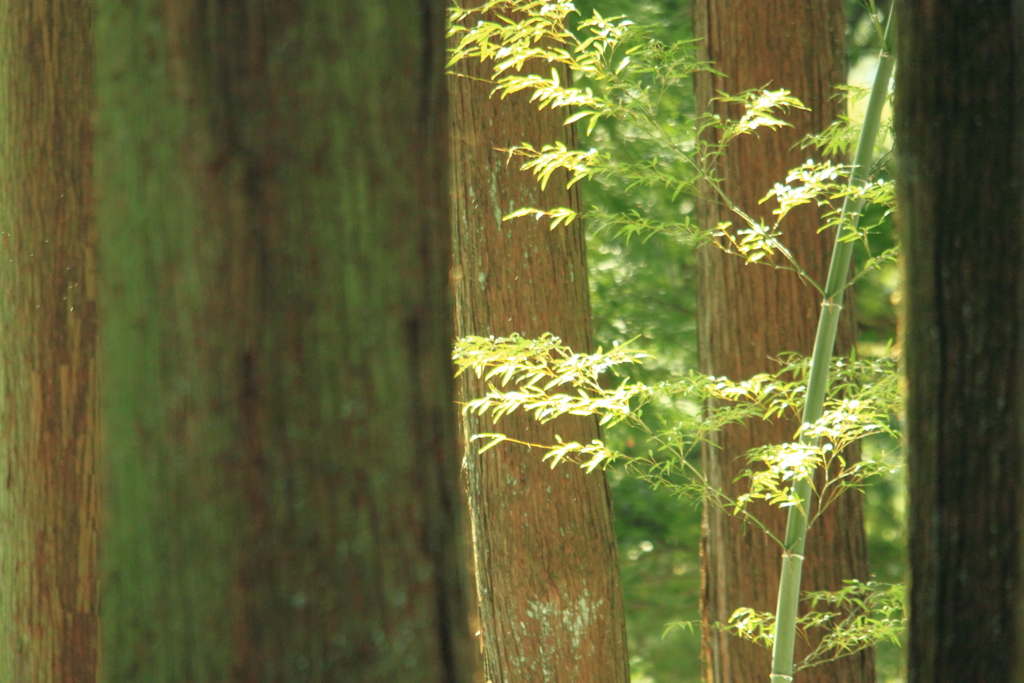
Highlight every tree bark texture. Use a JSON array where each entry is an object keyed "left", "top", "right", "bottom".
[
  {"left": 0, "top": 3, "right": 99, "bottom": 682},
  {"left": 897, "top": 3, "right": 1024, "bottom": 681},
  {"left": 449, "top": 10, "right": 631, "bottom": 683},
  {"left": 693, "top": 1, "right": 873, "bottom": 681},
  {"left": 95, "top": 3, "right": 471, "bottom": 681}
]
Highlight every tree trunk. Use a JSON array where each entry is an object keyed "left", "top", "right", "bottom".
[
  {"left": 0, "top": 4, "right": 99, "bottom": 681},
  {"left": 692, "top": 1, "right": 873, "bottom": 681},
  {"left": 449, "top": 10, "right": 631, "bottom": 683},
  {"left": 94, "top": 3, "right": 471, "bottom": 681},
  {"left": 897, "top": 3, "right": 1024, "bottom": 681}
]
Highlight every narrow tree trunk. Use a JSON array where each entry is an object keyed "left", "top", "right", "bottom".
[
  {"left": 449, "top": 10, "right": 631, "bottom": 683},
  {"left": 95, "top": 3, "right": 471, "bottom": 681},
  {"left": 692, "top": 1, "right": 873, "bottom": 680},
  {"left": 0, "top": 4, "right": 99, "bottom": 681},
  {"left": 897, "top": 3, "right": 1024, "bottom": 680}
]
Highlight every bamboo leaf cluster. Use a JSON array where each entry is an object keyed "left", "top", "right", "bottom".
[
  {"left": 454, "top": 335, "right": 901, "bottom": 541},
  {"left": 448, "top": 0, "right": 897, "bottom": 290},
  {"left": 679, "top": 579, "right": 905, "bottom": 671}
]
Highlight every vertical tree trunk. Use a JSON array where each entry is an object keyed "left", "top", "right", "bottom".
[
  {"left": 95, "top": 3, "right": 471, "bottom": 681},
  {"left": 692, "top": 1, "right": 873, "bottom": 681},
  {"left": 0, "top": 4, "right": 99, "bottom": 681},
  {"left": 449, "top": 9, "right": 631, "bottom": 683},
  {"left": 897, "top": 3, "right": 1024, "bottom": 681}
]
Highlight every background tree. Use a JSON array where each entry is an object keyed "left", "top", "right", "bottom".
[
  {"left": 449, "top": 5, "right": 631, "bottom": 682},
  {"left": 692, "top": 0, "right": 874, "bottom": 680},
  {"left": 898, "top": 2, "right": 1024, "bottom": 680},
  {"left": 0, "top": 4, "right": 99, "bottom": 680},
  {"left": 94, "top": 2, "right": 471, "bottom": 681}
]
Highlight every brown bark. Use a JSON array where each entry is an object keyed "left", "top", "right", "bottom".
[
  {"left": 693, "top": 1, "right": 873, "bottom": 681},
  {"left": 897, "top": 3, "right": 1024, "bottom": 681},
  {"left": 95, "top": 2, "right": 471, "bottom": 681},
  {"left": 0, "top": 3, "right": 99, "bottom": 681},
  {"left": 449, "top": 10, "right": 630, "bottom": 683}
]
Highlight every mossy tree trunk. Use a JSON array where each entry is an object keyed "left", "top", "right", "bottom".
[
  {"left": 692, "top": 1, "right": 874, "bottom": 680},
  {"left": 0, "top": 4, "right": 99, "bottom": 681},
  {"left": 449, "top": 7, "right": 630, "bottom": 683},
  {"left": 95, "top": 3, "right": 471, "bottom": 681},
  {"left": 897, "top": 2, "right": 1024, "bottom": 680}
]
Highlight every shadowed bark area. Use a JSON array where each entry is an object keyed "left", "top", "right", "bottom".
[
  {"left": 449, "top": 7, "right": 630, "bottom": 682},
  {"left": 898, "top": 3, "right": 1024, "bottom": 681},
  {"left": 692, "top": 0, "right": 873, "bottom": 680},
  {"left": 95, "top": 3, "right": 471, "bottom": 681},
  {"left": 0, "top": 3, "right": 99, "bottom": 681}
]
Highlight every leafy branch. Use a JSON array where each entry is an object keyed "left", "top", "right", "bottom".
[
  {"left": 454, "top": 334, "right": 901, "bottom": 534},
  {"left": 695, "top": 580, "right": 905, "bottom": 671},
  {"left": 447, "top": 0, "right": 897, "bottom": 291}
]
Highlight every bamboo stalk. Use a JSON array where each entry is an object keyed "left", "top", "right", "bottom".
[{"left": 768, "top": 15, "right": 895, "bottom": 683}]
